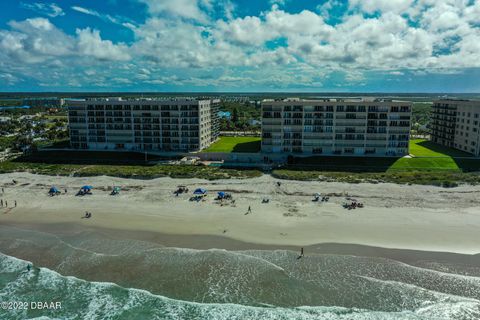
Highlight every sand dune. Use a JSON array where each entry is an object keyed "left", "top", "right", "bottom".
[{"left": 1, "top": 172, "right": 479, "bottom": 254}]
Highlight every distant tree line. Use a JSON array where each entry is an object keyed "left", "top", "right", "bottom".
[
  {"left": 219, "top": 101, "right": 261, "bottom": 132},
  {"left": 411, "top": 102, "right": 432, "bottom": 137}
]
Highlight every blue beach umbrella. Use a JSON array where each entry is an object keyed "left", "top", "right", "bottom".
[
  {"left": 81, "top": 185, "right": 93, "bottom": 191},
  {"left": 193, "top": 188, "right": 207, "bottom": 195},
  {"left": 49, "top": 186, "right": 59, "bottom": 193}
]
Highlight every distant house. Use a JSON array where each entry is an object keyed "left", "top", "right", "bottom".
[
  {"left": 18, "top": 115, "right": 35, "bottom": 121},
  {"left": 218, "top": 111, "right": 231, "bottom": 119},
  {"left": 0, "top": 116, "right": 12, "bottom": 124}
]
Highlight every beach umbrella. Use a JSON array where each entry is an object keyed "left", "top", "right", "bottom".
[
  {"left": 81, "top": 185, "right": 93, "bottom": 191},
  {"left": 49, "top": 186, "right": 59, "bottom": 193},
  {"left": 193, "top": 188, "right": 207, "bottom": 195},
  {"left": 113, "top": 186, "right": 121, "bottom": 192}
]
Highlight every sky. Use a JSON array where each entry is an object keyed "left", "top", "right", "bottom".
[{"left": 0, "top": 0, "right": 479, "bottom": 92}]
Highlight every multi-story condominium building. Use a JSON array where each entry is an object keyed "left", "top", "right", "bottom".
[
  {"left": 68, "top": 98, "right": 219, "bottom": 152},
  {"left": 431, "top": 99, "right": 480, "bottom": 156},
  {"left": 261, "top": 98, "right": 412, "bottom": 156}
]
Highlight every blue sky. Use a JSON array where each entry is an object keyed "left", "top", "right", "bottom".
[{"left": 0, "top": 0, "right": 479, "bottom": 92}]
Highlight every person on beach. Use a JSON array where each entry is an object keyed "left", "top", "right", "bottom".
[
  {"left": 5, "top": 200, "right": 7, "bottom": 207},
  {"left": 297, "top": 247, "right": 304, "bottom": 259},
  {"left": 0, "top": 199, "right": 2, "bottom": 207},
  {"left": 245, "top": 206, "right": 252, "bottom": 215},
  {"left": 1, "top": 187, "right": 3, "bottom": 193},
  {"left": 65, "top": 189, "right": 67, "bottom": 194},
  {"left": 14, "top": 200, "right": 16, "bottom": 207}
]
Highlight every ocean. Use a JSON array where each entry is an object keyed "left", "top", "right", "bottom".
[{"left": 1, "top": 247, "right": 480, "bottom": 320}]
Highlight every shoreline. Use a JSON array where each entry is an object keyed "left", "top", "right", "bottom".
[
  {"left": 2, "top": 220, "right": 480, "bottom": 261},
  {"left": 2, "top": 221, "right": 480, "bottom": 305}
]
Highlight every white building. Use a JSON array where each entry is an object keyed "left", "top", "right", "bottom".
[
  {"left": 261, "top": 98, "right": 412, "bottom": 156},
  {"left": 68, "top": 98, "right": 220, "bottom": 152}
]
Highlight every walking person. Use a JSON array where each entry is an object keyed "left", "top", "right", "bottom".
[
  {"left": 14, "top": 200, "right": 17, "bottom": 207},
  {"left": 245, "top": 205, "right": 252, "bottom": 215},
  {"left": 0, "top": 199, "right": 2, "bottom": 207},
  {"left": 297, "top": 247, "right": 304, "bottom": 260},
  {"left": 5, "top": 200, "right": 7, "bottom": 207}
]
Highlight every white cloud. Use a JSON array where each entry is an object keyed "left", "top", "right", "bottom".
[
  {"left": 102, "top": 1, "right": 480, "bottom": 87},
  {"left": 215, "top": 16, "right": 274, "bottom": 46},
  {"left": 71, "top": 6, "right": 135, "bottom": 29},
  {"left": 0, "top": 18, "right": 130, "bottom": 64},
  {"left": 349, "top": 0, "right": 415, "bottom": 14},
  {"left": 1, "top": 18, "right": 73, "bottom": 63},
  {"left": 138, "top": 0, "right": 211, "bottom": 23},
  {"left": 3, "top": 0, "right": 480, "bottom": 89},
  {"left": 317, "top": 0, "right": 343, "bottom": 20},
  {"left": 20, "top": 2, "right": 64, "bottom": 18},
  {"left": 76, "top": 28, "right": 130, "bottom": 61},
  {"left": 71, "top": 6, "right": 97, "bottom": 16},
  {"left": 0, "top": 73, "right": 21, "bottom": 85}
]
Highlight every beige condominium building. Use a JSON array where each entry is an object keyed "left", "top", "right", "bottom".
[
  {"left": 68, "top": 98, "right": 219, "bottom": 152},
  {"left": 261, "top": 98, "right": 412, "bottom": 156},
  {"left": 431, "top": 99, "right": 480, "bottom": 156}
]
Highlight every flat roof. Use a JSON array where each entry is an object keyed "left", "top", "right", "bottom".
[
  {"left": 81, "top": 97, "right": 212, "bottom": 102},
  {"left": 434, "top": 99, "right": 480, "bottom": 104},
  {"left": 66, "top": 98, "right": 215, "bottom": 106},
  {"left": 262, "top": 98, "right": 411, "bottom": 105}
]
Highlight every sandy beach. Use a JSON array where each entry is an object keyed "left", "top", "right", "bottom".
[
  {"left": 1, "top": 172, "right": 480, "bottom": 319},
  {"left": 0, "top": 172, "right": 479, "bottom": 254}
]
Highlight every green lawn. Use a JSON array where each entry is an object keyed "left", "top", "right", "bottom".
[
  {"left": 203, "top": 136, "right": 261, "bottom": 153},
  {"left": 389, "top": 157, "right": 461, "bottom": 171},
  {"left": 409, "top": 139, "right": 472, "bottom": 157},
  {"left": 391, "top": 139, "right": 476, "bottom": 171},
  {"left": 288, "top": 139, "right": 480, "bottom": 173},
  {"left": 274, "top": 139, "right": 480, "bottom": 186}
]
